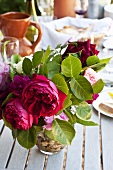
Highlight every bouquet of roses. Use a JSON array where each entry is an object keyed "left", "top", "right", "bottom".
[{"left": 0, "top": 39, "right": 110, "bottom": 149}]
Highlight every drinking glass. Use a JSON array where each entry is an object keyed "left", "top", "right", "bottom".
[
  {"left": 0, "top": 36, "right": 19, "bottom": 62},
  {"left": 37, "top": 0, "right": 54, "bottom": 16},
  {"left": 75, "top": 0, "right": 88, "bottom": 18}
]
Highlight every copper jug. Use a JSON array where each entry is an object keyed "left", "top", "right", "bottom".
[{"left": 0, "top": 12, "right": 42, "bottom": 57}]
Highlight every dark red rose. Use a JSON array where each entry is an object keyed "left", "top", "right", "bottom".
[
  {"left": 10, "top": 75, "right": 31, "bottom": 97},
  {"left": 22, "top": 74, "right": 67, "bottom": 118},
  {"left": 62, "top": 39, "right": 99, "bottom": 67},
  {"left": 4, "top": 98, "right": 33, "bottom": 130}
]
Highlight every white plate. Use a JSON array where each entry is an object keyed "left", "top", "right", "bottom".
[
  {"left": 98, "top": 72, "right": 113, "bottom": 84},
  {"left": 103, "top": 38, "right": 113, "bottom": 49},
  {"left": 92, "top": 88, "right": 113, "bottom": 118}
]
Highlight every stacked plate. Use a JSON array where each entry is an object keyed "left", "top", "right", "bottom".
[{"left": 104, "top": 4, "right": 113, "bottom": 19}]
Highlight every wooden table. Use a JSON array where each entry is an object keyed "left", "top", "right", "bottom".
[
  {"left": 0, "top": 104, "right": 113, "bottom": 170},
  {"left": 0, "top": 44, "right": 113, "bottom": 170}
]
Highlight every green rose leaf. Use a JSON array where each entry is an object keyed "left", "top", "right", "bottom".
[
  {"left": 2, "top": 115, "right": 13, "bottom": 130},
  {"left": 61, "top": 54, "right": 82, "bottom": 78},
  {"left": 42, "top": 45, "right": 51, "bottom": 63},
  {"left": 64, "top": 109, "right": 76, "bottom": 124},
  {"left": 92, "top": 79, "right": 105, "bottom": 94},
  {"left": 12, "top": 129, "right": 22, "bottom": 139},
  {"left": 89, "top": 62, "right": 106, "bottom": 71},
  {"left": 52, "top": 74, "right": 69, "bottom": 94},
  {"left": 17, "top": 127, "right": 36, "bottom": 149},
  {"left": 70, "top": 76, "right": 93, "bottom": 100},
  {"left": 32, "top": 51, "right": 43, "bottom": 68},
  {"left": 52, "top": 55, "right": 61, "bottom": 64},
  {"left": 86, "top": 55, "right": 99, "bottom": 66},
  {"left": 11, "top": 54, "right": 22, "bottom": 64},
  {"left": 71, "top": 94, "right": 83, "bottom": 105},
  {"left": 35, "top": 126, "right": 43, "bottom": 132},
  {"left": 39, "top": 63, "right": 48, "bottom": 77},
  {"left": 76, "top": 102, "right": 92, "bottom": 120},
  {"left": 51, "top": 119, "right": 76, "bottom": 145},
  {"left": 45, "top": 130, "right": 55, "bottom": 140},
  {"left": 10, "top": 66, "right": 16, "bottom": 79},
  {"left": 100, "top": 57, "right": 112, "bottom": 65},
  {"left": 47, "top": 61, "right": 60, "bottom": 79},
  {"left": 76, "top": 116, "right": 98, "bottom": 126},
  {"left": 22, "top": 58, "right": 32, "bottom": 75},
  {"left": 63, "top": 94, "right": 72, "bottom": 108}
]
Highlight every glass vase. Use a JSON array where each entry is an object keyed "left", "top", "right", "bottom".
[{"left": 36, "top": 131, "right": 66, "bottom": 155}]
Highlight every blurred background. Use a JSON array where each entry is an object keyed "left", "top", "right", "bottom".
[
  {"left": 0, "top": 0, "right": 26, "bottom": 14},
  {"left": 0, "top": 0, "right": 113, "bottom": 45},
  {"left": 0, "top": 0, "right": 113, "bottom": 19}
]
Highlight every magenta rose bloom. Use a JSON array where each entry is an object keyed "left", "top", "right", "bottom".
[
  {"left": 4, "top": 98, "right": 33, "bottom": 130},
  {"left": 22, "top": 74, "right": 67, "bottom": 118},
  {"left": 62, "top": 39, "right": 99, "bottom": 67},
  {"left": 10, "top": 75, "right": 31, "bottom": 97}
]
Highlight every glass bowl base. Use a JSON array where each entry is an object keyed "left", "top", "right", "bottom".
[{"left": 39, "top": 149, "right": 58, "bottom": 155}]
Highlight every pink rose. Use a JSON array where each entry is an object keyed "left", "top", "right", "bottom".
[
  {"left": 4, "top": 98, "right": 33, "bottom": 130},
  {"left": 43, "top": 112, "right": 69, "bottom": 130},
  {"left": 84, "top": 68, "right": 99, "bottom": 85},
  {"left": 22, "top": 74, "right": 67, "bottom": 118},
  {"left": 56, "top": 112, "right": 69, "bottom": 121},
  {"left": 84, "top": 68, "right": 99, "bottom": 104}
]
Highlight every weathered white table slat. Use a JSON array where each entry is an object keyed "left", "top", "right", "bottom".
[
  {"left": 0, "top": 105, "right": 113, "bottom": 170},
  {"left": 101, "top": 116, "right": 113, "bottom": 170},
  {"left": 66, "top": 124, "right": 83, "bottom": 170},
  {"left": 84, "top": 108, "right": 100, "bottom": 170}
]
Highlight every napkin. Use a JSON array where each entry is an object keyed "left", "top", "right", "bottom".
[
  {"left": 39, "top": 17, "right": 113, "bottom": 50},
  {"left": 93, "top": 17, "right": 113, "bottom": 36}
]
